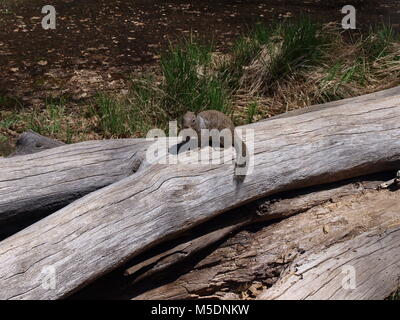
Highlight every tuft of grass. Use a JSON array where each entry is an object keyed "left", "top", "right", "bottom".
[
  {"left": 362, "top": 24, "right": 398, "bottom": 61},
  {"left": 89, "top": 39, "right": 232, "bottom": 138},
  {"left": 90, "top": 94, "right": 128, "bottom": 137},
  {"left": 223, "top": 17, "right": 329, "bottom": 94},
  {"left": 161, "top": 38, "right": 231, "bottom": 117},
  {"left": 245, "top": 101, "right": 260, "bottom": 124},
  {"left": 0, "top": 113, "right": 19, "bottom": 130},
  {"left": 265, "top": 17, "right": 327, "bottom": 84},
  {"left": 221, "top": 23, "right": 274, "bottom": 86},
  {"left": 89, "top": 77, "right": 168, "bottom": 138},
  {"left": 28, "top": 98, "right": 66, "bottom": 136},
  {"left": 387, "top": 287, "right": 400, "bottom": 300}
]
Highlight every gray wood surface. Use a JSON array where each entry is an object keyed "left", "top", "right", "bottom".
[
  {"left": 0, "top": 90, "right": 399, "bottom": 299},
  {"left": 123, "top": 174, "right": 380, "bottom": 281},
  {"left": 258, "top": 226, "right": 400, "bottom": 300},
  {"left": 134, "top": 188, "right": 400, "bottom": 300},
  {"left": 0, "top": 139, "right": 150, "bottom": 226},
  {"left": 8, "top": 130, "right": 65, "bottom": 157}
]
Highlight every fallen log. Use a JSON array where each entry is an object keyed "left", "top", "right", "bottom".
[
  {"left": 68, "top": 171, "right": 390, "bottom": 299},
  {"left": 0, "top": 89, "right": 399, "bottom": 299},
  {"left": 0, "top": 138, "right": 151, "bottom": 234},
  {"left": 8, "top": 130, "right": 65, "bottom": 157},
  {"left": 270, "top": 85, "right": 400, "bottom": 120},
  {"left": 258, "top": 226, "right": 400, "bottom": 300},
  {"left": 122, "top": 172, "right": 385, "bottom": 282},
  {"left": 132, "top": 187, "right": 400, "bottom": 300},
  {"left": 2, "top": 86, "right": 398, "bottom": 232}
]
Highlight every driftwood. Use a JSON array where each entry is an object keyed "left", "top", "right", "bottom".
[
  {"left": 0, "top": 90, "right": 399, "bottom": 300},
  {"left": 258, "top": 227, "right": 400, "bottom": 300},
  {"left": 0, "top": 138, "right": 151, "bottom": 236},
  {"left": 132, "top": 187, "right": 400, "bottom": 300},
  {"left": 122, "top": 173, "right": 386, "bottom": 282}
]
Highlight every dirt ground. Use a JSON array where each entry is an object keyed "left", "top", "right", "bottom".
[{"left": 1, "top": 0, "right": 399, "bottom": 107}]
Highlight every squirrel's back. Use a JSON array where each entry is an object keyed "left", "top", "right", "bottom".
[{"left": 197, "top": 110, "right": 235, "bottom": 132}]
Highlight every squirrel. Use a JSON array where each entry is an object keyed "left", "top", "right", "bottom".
[{"left": 181, "top": 110, "right": 248, "bottom": 179}]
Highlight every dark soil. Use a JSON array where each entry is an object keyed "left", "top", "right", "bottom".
[{"left": 0, "top": 0, "right": 399, "bottom": 107}]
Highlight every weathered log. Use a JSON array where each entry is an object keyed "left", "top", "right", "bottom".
[
  {"left": 122, "top": 172, "right": 387, "bottom": 282},
  {"left": 0, "top": 91, "right": 399, "bottom": 299},
  {"left": 2, "top": 86, "right": 398, "bottom": 229},
  {"left": 258, "top": 226, "right": 400, "bottom": 300},
  {"left": 270, "top": 85, "right": 400, "bottom": 120},
  {"left": 0, "top": 138, "right": 151, "bottom": 234},
  {"left": 8, "top": 130, "right": 65, "bottom": 157},
  {"left": 68, "top": 171, "right": 390, "bottom": 299},
  {"left": 132, "top": 187, "right": 400, "bottom": 300}
]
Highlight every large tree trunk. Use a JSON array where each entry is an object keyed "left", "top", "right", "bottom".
[{"left": 0, "top": 88, "right": 399, "bottom": 299}]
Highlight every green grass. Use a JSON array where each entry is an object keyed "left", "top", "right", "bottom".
[
  {"left": 222, "top": 17, "right": 329, "bottom": 93},
  {"left": 266, "top": 17, "right": 327, "bottom": 84},
  {"left": 0, "top": 97, "right": 79, "bottom": 152},
  {"left": 28, "top": 99, "right": 66, "bottom": 136},
  {"left": 245, "top": 101, "right": 260, "bottom": 124},
  {"left": 84, "top": 21, "right": 400, "bottom": 136},
  {"left": 1, "top": 21, "right": 399, "bottom": 143},
  {"left": 88, "top": 19, "right": 331, "bottom": 136},
  {"left": 90, "top": 94, "right": 127, "bottom": 137},
  {"left": 387, "top": 287, "right": 400, "bottom": 300},
  {"left": 0, "top": 114, "right": 19, "bottom": 130},
  {"left": 313, "top": 23, "right": 400, "bottom": 104},
  {"left": 362, "top": 24, "right": 399, "bottom": 61},
  {"left": 221, "top": 23, "right": 275, "bottom": 86},
  {"left": 161, "top": 38, "right": 230, "bottom": 116},
  {"left": 90, "top": 74, "right": 172, "bottom": 138}
]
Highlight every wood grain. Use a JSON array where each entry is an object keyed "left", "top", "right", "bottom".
[
  {"left": 0, "top": 90, "right": 399, "bottom": 299},
  {"left": 0, "top": 138, "right": 150, "bottom": 226},
  {"left": 134, "top": 189, "right": 400, "bottom": 300}
]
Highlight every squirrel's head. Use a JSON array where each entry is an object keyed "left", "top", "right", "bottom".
[{"left": 182, "top": 111, "right": 197, "bottom": 129}]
